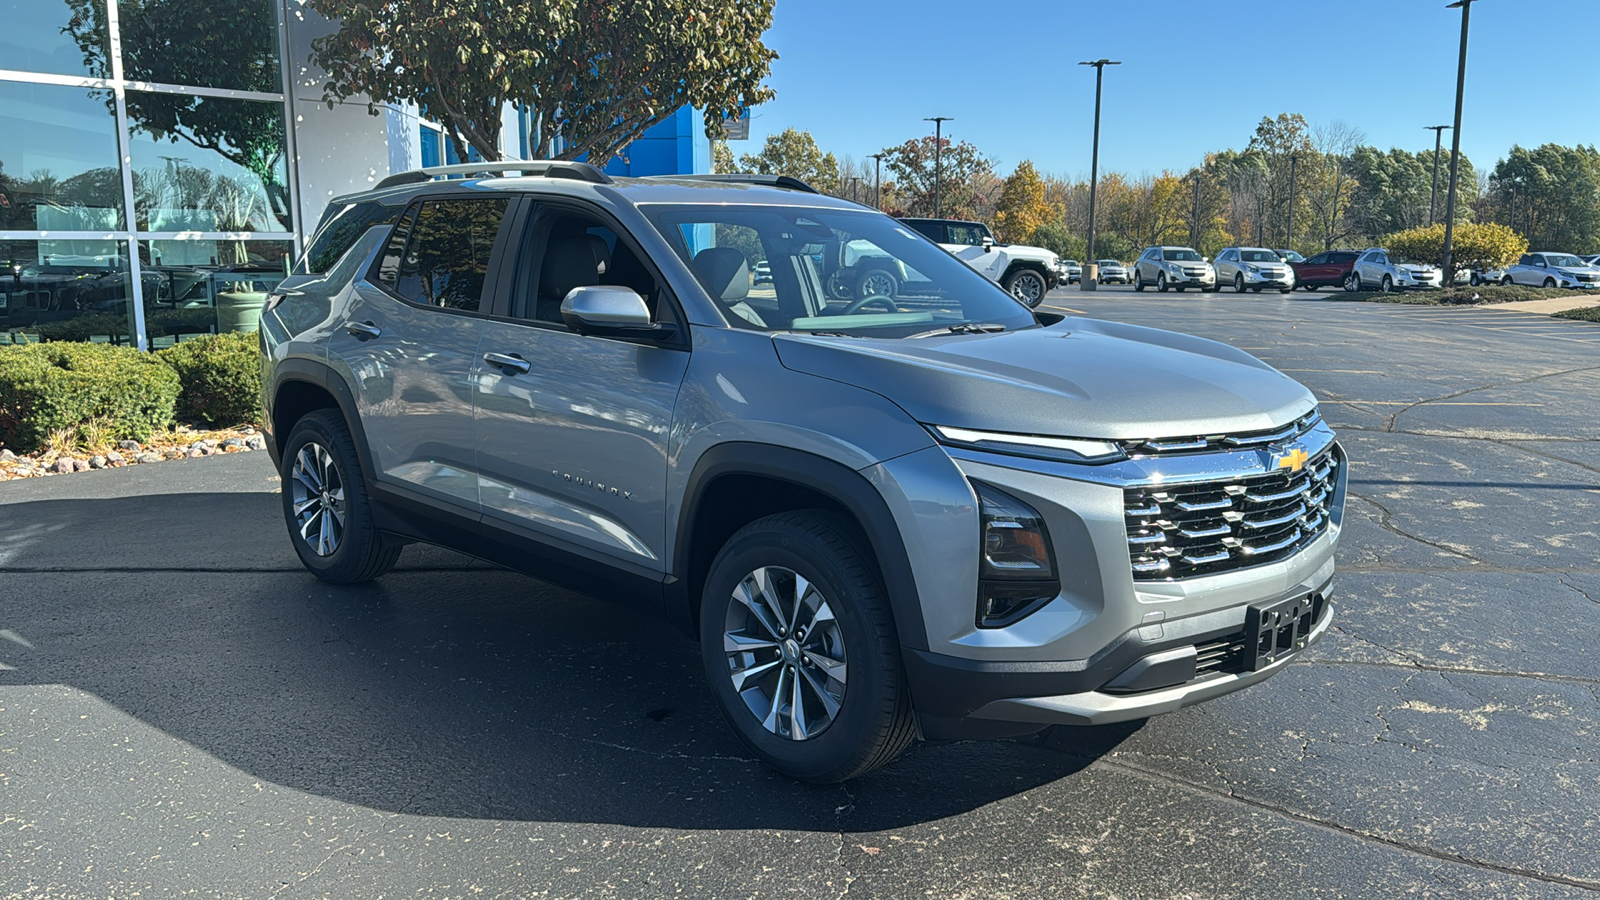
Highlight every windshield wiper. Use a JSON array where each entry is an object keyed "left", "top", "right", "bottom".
[{"left": 908, "top": 322, "right": 1006, "bottom": 339}]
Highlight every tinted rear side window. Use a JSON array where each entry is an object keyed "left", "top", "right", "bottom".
[
  {"left": 301, "top": 201, "right": 401, "bottom": 274},
  {"left": 392, "top": 197, "right": 509, "bottom": 312}
]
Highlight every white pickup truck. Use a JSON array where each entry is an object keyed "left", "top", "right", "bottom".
[{"left": 899, "top": 217, "right": 1060, "bottom": 308}]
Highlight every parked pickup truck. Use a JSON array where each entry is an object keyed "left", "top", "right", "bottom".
[{"left": 899, "top": 217, "right": 1059, "bottom": 307}]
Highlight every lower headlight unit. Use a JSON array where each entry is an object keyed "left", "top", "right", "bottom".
[{"left": 974, "top": 482, "right": 1060, "bottom": 628}]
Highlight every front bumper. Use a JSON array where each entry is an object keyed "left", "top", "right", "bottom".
[{"left": 879, "top": 423, "right": 1345, "bottom": 732}]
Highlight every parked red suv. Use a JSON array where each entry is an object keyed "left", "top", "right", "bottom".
[{"left": 1291, "top": 251, "right": 1360, "bottom": 291}]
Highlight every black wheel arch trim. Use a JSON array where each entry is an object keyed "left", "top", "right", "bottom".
[
  {"left": 267, "top": 357, "right": 373, "bottom": 477},
  {"left": 670, "top": 442, "right": 928, "bottom": 651}
]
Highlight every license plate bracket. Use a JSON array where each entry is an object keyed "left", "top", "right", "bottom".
[{"left": 1245, "top": 593, "right": 1319, "bottom": 671}]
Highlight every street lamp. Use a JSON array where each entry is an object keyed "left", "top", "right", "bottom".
[
  {"left": 1425, "top": 125, "right": 1452, "bottom": 227},
  {"left": 868, "top": 153, "right": 885, "bottom": 210},
  {"left": 1078, "top": 59, "right": 1120, "bottom": 292},
  {"left": 1441, "top": 0, "right": 1478, "bottom": 281},
  {"left": 1286, "top": 152, "right": 1299, "bottom": 252},
  {"left": 923, "top": 117, "right": 953, "bottom": 218}
]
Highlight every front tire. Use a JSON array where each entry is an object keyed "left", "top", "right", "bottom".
[
  {"left": 855, "top": 269, "right": 899, "bottom": 302},
  {"left": 1381, "top": 275, "right": 1394, "bottom": 293},
  {"left": 700, "top": 511, "right": 915, "bottom": 782},
  {"left": 1004, "top": 268, "right": 1048, "bottom": 308},
  {"left": 1544, "top": 277, "right": 1558, "bottom": 289},
  {"left": 1133, "top": 271, "right": 1145, "bottom": 292},
  {"left": 280, "top": 409, "right": 402, "bottom": 583},
  {"left": 1157, "top": 273, "right": 1168, "bottom": 293},
  {"left": 1347, "top": 272, "right": 1362, "bottom": 292},
  {"left": 1234, "top": 273, "right": 1247, "bottom": 294}
]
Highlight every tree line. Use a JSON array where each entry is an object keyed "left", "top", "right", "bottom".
[{"left": 723, "top": 115, "right": 1600, "bottom": 262}]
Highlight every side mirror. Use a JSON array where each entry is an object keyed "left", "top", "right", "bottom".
[
  {"left": 981, "top": 237, "right": 995, "bottom": 253},
  {"left": 1203, "top": 256, "right": 1211, "bottom": 263},
  {"left": 560, "top": 285, "right": 675, "bottom": 340}
]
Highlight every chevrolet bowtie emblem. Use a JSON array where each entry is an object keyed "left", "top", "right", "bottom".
[{"left": 1272, "top": 446, "right": 1310, "bottom": 473}]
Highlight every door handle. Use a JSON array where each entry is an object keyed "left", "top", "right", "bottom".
[
  {"left": 345, "top": 321, "right": 381, "bottom": 340},
  {"left": 483, "top": 351, "right": 532, "bottom": 374}
]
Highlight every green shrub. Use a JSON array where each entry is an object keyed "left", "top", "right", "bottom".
[
  {"left": 1554, "top": 305, "right": 1600, "bottom": 322},
  {"left": 0, "top": 342, "right": 180, "bottom": 452},
  {"left": 1331, "top": 285, "right": 1594, "bottom": 305},
  {"left": 156, "top": 331, "right": 262, "bottom": 426}
]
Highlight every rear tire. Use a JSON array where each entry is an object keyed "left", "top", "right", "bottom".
[
  {"left": 280, "top": 409, "right": 402, "bottom": 584},
  {"left": 699, "top": 511, "right": 916, "bottom": 783}
]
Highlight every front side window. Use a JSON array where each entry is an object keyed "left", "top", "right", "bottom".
[
  {"left": 947, "top": 223, "right": 988, "bottom": 246},
  {"left": 642, "top": 205, "right": 1037, "bottom": 338},
  {"left": 392, "top": 197, "right": 509, "bottom": 312}
]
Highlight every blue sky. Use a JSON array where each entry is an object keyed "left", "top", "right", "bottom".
[{"left": 744, "top": 0, "right": 1599, "bottom": 179}]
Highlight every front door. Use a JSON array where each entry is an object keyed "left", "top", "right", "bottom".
[
  {"left": 324, "top": 194, "right": 513, "bottom": 510},
  {"left": 473, "top": 201, "right": 689, "bottom": 573}
]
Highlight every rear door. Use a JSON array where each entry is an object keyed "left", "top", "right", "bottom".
[
  {"left": 325, "top": 194, "right": 515, "bottom": 510},
  {"left": 472, "top": 198, "right": 690, "bottom": 573}
]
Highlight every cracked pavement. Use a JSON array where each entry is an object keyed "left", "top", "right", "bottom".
[{"left": 2, "top": 289, "right": 1598, "bottom": 898}]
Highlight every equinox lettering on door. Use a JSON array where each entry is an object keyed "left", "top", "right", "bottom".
[{"left": 553, "top": 470, "right": 633, "bottom": 499}]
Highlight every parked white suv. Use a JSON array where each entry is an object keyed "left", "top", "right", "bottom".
[
  {"left": 1095, "top": 259, "right": 1129, "bottom": 284},
  {"left": 1133, "top": 246, "right": 1217, "bottom": 293},
  {"left": 1502, "top": 253, "right": 1600, "bottom": 289},
  {"left": 1215, "top": 247, "right": 1294, "bottom": 293},
  {"left": 1348, "top": 248, "right": 1441, "bottom": 292},
  {"left": 900, "top": 218, "right": 1059, "bottom": 307}
]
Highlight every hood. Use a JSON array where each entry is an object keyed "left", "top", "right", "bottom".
[
  {"left": 999, "top": 243, "right": 1058, "bottom": 264},
  {"left": 774, "top": 317, "right": 1316, "bottom": 441}
]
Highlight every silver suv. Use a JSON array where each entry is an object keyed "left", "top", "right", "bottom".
[
  {"left": 1215, "top": 248, "right": 1295, "bottom": 293},
  {"left": 261, "top": 162, "right": 1346, "bottom": 782},
  {"left": 1132, "top": 246, "right": 1217, "bottom": 293}
]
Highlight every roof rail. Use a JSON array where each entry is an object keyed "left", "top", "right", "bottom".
[
  {"left": 373, "top": 160, "right": 613, "bottom": 191},
  {"left": 645, "top": 173, "right": 820, "bottom": 194}
]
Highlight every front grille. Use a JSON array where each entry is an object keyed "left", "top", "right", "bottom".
[
  {"left": 1124, "top": 449, "right": 1339, "bottom": 580},
  {"left": 1182, "top": 267, "right": 1207, "bottom": 277},
  {"left": 1120, "top": 411, "right": 1322, "bottom": 457}
]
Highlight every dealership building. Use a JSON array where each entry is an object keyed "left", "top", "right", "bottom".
[{"left": 0, "top": 0, "right": 711, "bottom": 349}]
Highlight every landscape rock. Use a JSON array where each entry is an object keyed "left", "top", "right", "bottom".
[
  {"left": 54, "top": 458, "right": 75, "bottom": 475},
  {"left": 0, "top": 449, "right": 15, "bottom": 462},
  {"left": 135, "top": 452, "right": 161, "bottom": 464},
  {"left": 105, "top": 451, "right": 124, "bottom": 464},
  {"left": 72, "top": 458, "right": 90, "bottom": 473},
  {"left": 222, "top": 438, "right": 247, "bottom": 450},
  {"left": 202, "top": 439, "right": 220, "bottom": 449},
  {"left": 117, "top": 440, "right": 142, "bottom": 452},
  {"left": 89, "top": 456, "right": 107, "bottom": 469},
  {"left": 245, "top": 435, "right": 267, "bottom": 451},
  {"left": 187, "top": 448, "right": 204, "bottom": 458},
  {"left": 163, "top": 449, "right": 184, "bottom": 460}
]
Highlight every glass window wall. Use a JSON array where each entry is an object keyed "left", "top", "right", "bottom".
[
  {"left": 0, "top": 0, "right": 110, "bottom": 79},
  {"left": 0, "top": 239, "right": 137, "bottom": 346},
  {"left": 0, "top": 81, "right": 124, "bottom": 231},
  {"left": 117, "top": 0, "right": 280, "bottom": 93},
  {"left": 139, "top": 239, "right": 290, "bottom": 346},
  {"left": 127, "top": 92, "right": 291, "bottom": 233}
]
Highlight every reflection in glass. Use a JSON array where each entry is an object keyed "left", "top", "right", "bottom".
[
  {"left": 0, "top": 81, "right": 124, "bottom": 232},
  {"left": 2, "top": 0, "right": 109, "bottom": 78},
  {"left": 138, "top": 240, "right": 289, "bottom": 344},
  {"left": 0, "top": 240, "right": 137, "bottom": 345},
  {"left": 126, "top": 92, "right": 291, "bottom": 232},
  {"left": 61, "top": 0, "right": 279, "bottom": 93}
]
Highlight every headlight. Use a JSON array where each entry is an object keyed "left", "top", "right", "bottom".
[
  {"left": 1243, "top": 264, "right": 1259, "bottom": 273},
  {"left": 1169, "top": 264, "right": 1181, "bottom": 274},
  {"left": 974, "top": 482, "right": 1058, "bottom": 628}
]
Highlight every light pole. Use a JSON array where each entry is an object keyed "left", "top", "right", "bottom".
[
  {"left": 1286, "top": 153, "right": 1298, "bottom": 252},
  {"left": 868, "top": 153, "right": 884, "bottom": 210},
  {"left": 1079, "top": 59, "right": 1120, "bottom": 291},
  {"left": 1425, "top": 124, "right": 1451, "bottom": 226},
  {"left": 1441, "top": 0, "right": 1478, "bottom": 281},
  {"left": 923, "top": 117, "right": 952, "bottom": 218}
]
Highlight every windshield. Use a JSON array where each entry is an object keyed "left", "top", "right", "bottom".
[
  {"left": 642, "top": 205, "right": 1038, "bottom": 337},
  {"left": 1097, "top": 259, "right": 1121, "bottom": 267},
  {"left": 1161, "top": 249, "right": 1202, "bottom": 262},
  {"left": 1240, "top": 250, "right": 1278, "bottom": 263},
  {"left": 1546, "top": 254, "right": 1585, "bottom": 267}
]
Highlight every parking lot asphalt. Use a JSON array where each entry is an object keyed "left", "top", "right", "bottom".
[{"left": 3, "top": 289, "right": 1599, "bottom": 899}]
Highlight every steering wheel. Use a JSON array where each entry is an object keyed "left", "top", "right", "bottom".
[{"left": 837, "top": 294, "right": 900, "bottom": 315}]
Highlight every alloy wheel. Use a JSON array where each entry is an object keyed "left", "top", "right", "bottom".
[
  {"left": 289, "top": 441, "right": 346, "bottom": 557},
  {"left": 860, "top": 271, "right": 897, "bottom": 299},
  {"left": 1010, "top": 271, "right": 1045, "bottom": 306},
  {"left": 723, "top": 565, "right": 848, "bottom": 741}
]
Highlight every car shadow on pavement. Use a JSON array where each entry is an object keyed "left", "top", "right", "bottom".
[{"left": 0, "top": 492, "right": 1140, "bottom": 832}]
